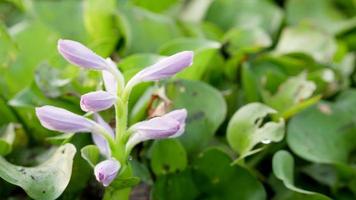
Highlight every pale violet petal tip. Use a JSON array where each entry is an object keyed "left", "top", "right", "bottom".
[
  {"left": 94, "top": 159, "right": 120, "bottom": 187},
  {"left": 58, "top": 39, "right": 107, "bottom": 70},
  {"left": 127, "top": 51, "right": 194, "bottom": 88}
]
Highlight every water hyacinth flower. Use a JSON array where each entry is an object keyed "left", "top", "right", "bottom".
[
  {"left": 58, "top": 39, "right": 108, "bottom": 70},
  {"left": 126, "top": 109, "right": 188, "bottom": 151},
  {"left": 36, "top": 105, "right": 95, "bottom": 133},
  {"left": 126, "top": 51, "right": 194, "bottom": 88},
  {"left": 94, "top": 159, "right": 121, "bottom": 187},
  {"left": 35, "top": 39, "right": 192, "bottom": 189},
  {"left": 80, "top": 91, "right": 116, "bottom": 112}
]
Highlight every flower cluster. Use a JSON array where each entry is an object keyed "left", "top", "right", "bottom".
[{"left": 36, "top": 39, "right": 193, "bottom": 187}]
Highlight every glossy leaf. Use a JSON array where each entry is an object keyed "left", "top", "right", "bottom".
[
  {"left": 150, "top": 139, "right": 187, "bottom": 175},
  {"left": 192, "top": 148, "right": 266, "bottom": 200},
  {"left": 166, "top": 79, "right": 227, "bottom": 153},
  {"left": 273, "top": 150, "right": 332, "bottom": 200},
  {"left": 287, "top": 90, "right": 356, "bottom": 164},
  {"left": 227, "top": 103, "right": 285, "bottom": 159}
]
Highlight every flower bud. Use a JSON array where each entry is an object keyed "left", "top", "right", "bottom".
[
  {"left": 80, "top": 91, "right": 116, "bottom": 112},
  {"left": 36, "top": 106, "right": 94, "bottom": 133},
  {"left": 58, "top": 39, "right": 108, "bottom": 70},
  {"left": 126, "top": 109, "right": 187, "bottom": 151},
  {"left": 127, "top": 51, "right": 193, "bottom": 88},
  {"left": 94, "top": 159, "right": 120, "bottom": 187}
]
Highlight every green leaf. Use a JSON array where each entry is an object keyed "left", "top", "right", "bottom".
[
  {"left": 133, "top": 0, "right": 180, "bottom": 13},
  {"left": 227, "top": 103, "right": 285, "bottom": 159},
  {"left": 0, "top": 123, "right": 16, "bottom": 156},
  {"left": 222, "top": 27, "right": 272, "bottom": 55},
  {"left": 150, "top": 139, "right": 187, "bottom": 175},
  {"left": 286, "top": 0, "right": 356, "bottom": 34},
  {"left": 274, "top": 26, "right": 338, "bottom": 63},
  {"left": 151, "top": 170, "right": 199, "bottom": 200},
  {"left": 205, "top": 0, "right": 283, "bottom": 36},
  {"left": 117, "top": 6, "right": 181, "bottom": 54},
  {"left": 0, "top": 22, "right": 17, "bottom": 68},
  {"left": 80, "top": 145, "right": 100, "bottom": 168},
  {"left": 109, "top": 176, "right": 140, "bottom": 190},
  {"left": 192, "top": 148, "right": 266, "bottom": 200},
  {"left": 33, "top": 0, "right": 87, "bottom": 40},
  {"left": 2, "top": 20, "right": 60, "bottom": 97},
  {"left": 262, "top": 73, "right": 318, "bottom": 119},
  {"left": 84, "top": 0, "right": 119, "bottom": 55},
  {"left": 166, "top": 79, "right": 227, "bottom": 153},
  {"left": 0, "top": 143, "right": 76, "bottom": 200},
  {"left": 272, "top": 150, "right": 332, "bottom": 200},
  {"left": 287, "top": 90, "right": 356, "bottom": 164},
  {"left": 159, "top": 37, "right": 221, "bottom": 80}
]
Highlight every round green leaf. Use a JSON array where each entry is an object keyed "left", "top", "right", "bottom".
[
  {"left": 192, "top": 148, "right": 266, "bottom": 200},
  {"left": 150, "top": 139, "right": 187, "bottom": 175},
  {"left": 166, "top": 79, "right": 227, "bottom": 153},
  {"left": 151, "top": 170, "right": 199, "bottom": 200},
  {"left": 287, "top": 90, "right": 356, "bottom": 164}
]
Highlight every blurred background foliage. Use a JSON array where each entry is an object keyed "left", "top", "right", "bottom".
[{"left": 0, "top": 0, "right": 356, "bottom": 199}]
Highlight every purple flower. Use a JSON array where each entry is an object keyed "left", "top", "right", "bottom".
[
  {"left": 36, "top": 106, "right": 94, "bottom": 133},
  {"left": 126, "top": 109, "right": 187, "bottom": 151},
  {"left": 126, "top": 51, "right": 194, "bottom": 88},
  {"left": 80, "top": 91, "right": 116, "bottom": 112},
  {"left": 92, "top": 114, "right": 115, "bottom": 157},
  {"left": 58, "top": 39, "right": 108, "bottom": 70},
  {"left": 94, "top": 159, "right": 120, "bottom": 187}
]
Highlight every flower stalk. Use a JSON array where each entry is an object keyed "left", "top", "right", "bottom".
[{"left": 35, "top": 39, "right": 193, "bottom": 197}]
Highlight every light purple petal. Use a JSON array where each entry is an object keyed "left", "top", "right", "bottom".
[
  {"left": 80, "top": 91, "right": 116, "bottom": 112},
  {"left": 102, "top": 70, "right": 118, "bottom": 95},
  {"left": 92, "top": 114, "right": 114, "bottom": 157},
  {"left": 165, "top": 109, "right": 188, "bottom": 138},
  {"left": 94, "top": 159, "right": 120, "bottom": 187},
  {"left": 36, "top": 105, "right": 94, "bottom": 133},
  {"left": 127, "top": 51, "right": 194, "bottom": 88},
  {"left": 58, "top": 39, "right": 108, "bottom": 70},
  {"left": 126, "top": 109, "right": 187, "bottom": 150}
]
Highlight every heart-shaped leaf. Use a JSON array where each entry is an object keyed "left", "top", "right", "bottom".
[
  {"left": 166, "top": 79, "right": 227, "bottom": 153},
  {"left": 287, "top": 90, "right": 356, "bottom": 164},
  {"left": 150, "top": 139, "right": 187, "bottom": 175}
]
